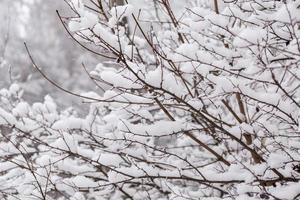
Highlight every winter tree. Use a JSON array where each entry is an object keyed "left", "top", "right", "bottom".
[{"left": 0, "top": 0, "right": 300, "bottom": 199}]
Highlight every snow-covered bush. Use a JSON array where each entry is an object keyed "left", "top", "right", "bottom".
[{"left": 1, "top": 0, "right": 300, "bottom": 199}]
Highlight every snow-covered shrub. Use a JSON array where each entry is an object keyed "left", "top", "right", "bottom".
[{"left": 1, "top": 0, "right": 300, "bottom": 199}]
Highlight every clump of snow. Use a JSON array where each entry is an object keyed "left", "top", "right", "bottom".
[
  {"left": 274, "top": 3, "right": 300, "bottom": 23},
  {"left": 234, "top": 27, "right": 267, "bottom": 47},
  {"left": 52, "top": 117, "right": 87, "bottom": 131},
  {"left": 12, "top": 102, "right": 30, "bottom": 117},
  {"left": 267, "top": 152, "right": 290, "bottom": 169},
  {"left": 119, "top": 120, "right": 185, "bottom": 137}
]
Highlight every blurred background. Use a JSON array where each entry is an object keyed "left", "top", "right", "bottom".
[{"left": 0, "top": 0, "right": 99, "bottom": 110}]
